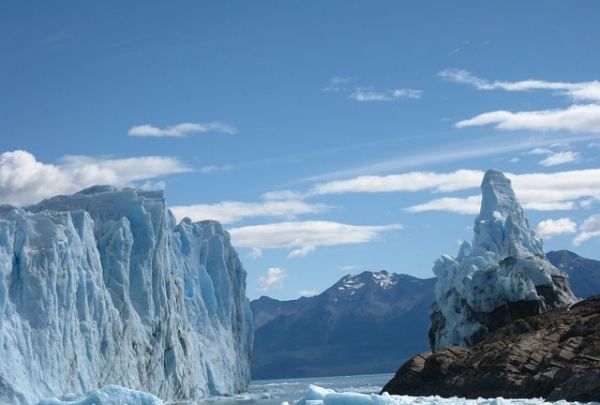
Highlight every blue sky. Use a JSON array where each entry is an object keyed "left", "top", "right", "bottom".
[{"left": 2, "top": 1, "right": 600, "bottom": 300}]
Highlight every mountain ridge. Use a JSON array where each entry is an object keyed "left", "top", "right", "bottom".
[{"left": 251, "top": 250, "right": 600, "bottom": 379}]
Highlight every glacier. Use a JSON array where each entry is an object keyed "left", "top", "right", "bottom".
[
  {"left": 429, "top": 169, "right": 576, "bottom": 351},
  {"left": 0, "top": 186, "right": 253, "bottom": 404}
]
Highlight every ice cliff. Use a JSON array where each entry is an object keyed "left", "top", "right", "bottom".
[
  {"left": 429, "top": 169, "right": 575, "bottom": 351},
  {"left": 0, "top": 186, "right": 253, "bottom": 404}
]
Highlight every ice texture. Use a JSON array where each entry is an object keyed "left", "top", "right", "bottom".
[
  {"left": 36, "top": 385, "right": 163, "bottom": 405},
  {"left": 289, "top": 385, "right": 597, "bottom": 405},
  {"left": 429, "top": 170, "right": 576, "bottom": 351},
  {"left": 0, "top": 186, "right": 253, "bottom": 404}
]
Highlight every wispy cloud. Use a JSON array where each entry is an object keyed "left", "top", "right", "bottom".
[
  {"left": 298, "top": 168, "right": 600, "bottom": 216},
  {"left": 407, "top": 196, "right": 576, "bottom": 215},
  {"left": 288, "top": 245, "right": 316, "bottom": 258},
  {"left": 527, "top": 148, "right": 554, "bottom": 155},
  {"left": 309, "top": 169, "right": 483, "bottom": 196},
  {"left": 322, "top": 76, "right": 352, "bottom": 92},
  {"left": 200, "top": 164, "right": 234, "bottom": 174},
  {"left": 128, "top": 121, "right": 237, "bottom": 137},
  {"left": 299, "top": 289, "right": 318, "bottom": 297},
  {"left": 170, "top": 199, "right": 329, "bottom": 224},
  {"left": 0, "top": 150, "right": 190, "bottom": 206},
  {"left": 257, "top": 267, "right": 286, "bottom": 292},
  {"left": 438, "top": 68, "right": 600, "bottom": 101},
  {"left": 539, "top": 151, "right": 580, "bottom": 167},
  {"left": 229, "top": 221, "right": 402, "bottom": 258},
  {"left": 248, "top": 247, "right": 263, "bottom": 259},
  {"left": 456, "top": 104, "right": 600, "bottom": 134},
  {"left": 535, "top": 218, "right": 577, "bottom": 239},
  {"left": 439, "top": 69, "right": 600, "bottom": 135},
  {"left": 406, "top": 196, "right": 481, "bottom": 215},
  {"left": 261, "top": 189, "right": 306, "bottom": 201},
  {"left": 299, "top": 133, "right": 600, "bottom": 183},
  {"left": 573, "top": 214, "right": 600, "bottom": 246},
  {"left": 348, "top": 87, "right": 422, "bottom": 102}
]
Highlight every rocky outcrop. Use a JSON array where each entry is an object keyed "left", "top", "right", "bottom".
[{"left": 382, "top": 296, "right": 600, "bottom": 402}]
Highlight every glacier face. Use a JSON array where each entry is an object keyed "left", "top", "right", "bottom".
[
  {"left": 0, "top": 186, "right": 253, "bottom": 405},
  {"left": 429, "top": 170, "right": 576, "bottom": 351}
]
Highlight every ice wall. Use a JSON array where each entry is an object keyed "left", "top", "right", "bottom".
[
  {"left": 429, "top": 170, "right": 575, "bottom": 351},
  {"left": 0, "top": 186, "right": 253, "bottom": 404}
]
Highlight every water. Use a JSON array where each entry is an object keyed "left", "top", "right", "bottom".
[{"left": 178, "top": 373, "right": 393, "bottom": 405}]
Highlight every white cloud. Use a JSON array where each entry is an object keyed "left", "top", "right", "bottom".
[
  {"left": 128, "top": 122, "right": 237, "bottom": 137},
  {"left": 229, "top": 221, "right": 401, "bottom": 257},
  {"left": 539, "top": 151, "right": 580, "bottom": 167},
  {"left": 0, "top": 150, "right": 190, "bottom": 206},
  {"left": 200, "top": 164, "right": 234, "bottom": 174},
  {"left": 521, "top": 201, "right": 576, "bottom": 211},
  {"left": 340, "top": 265, "right": 361, "bottom": 272},
  {"left": 261, "top": 189, "right": 306, "bottom": 201},
  {"left": 589, "top": 142, "right": 600, "bottom": 149},
  {"left": 257, "top": 267, "right": 286, "bottom": 292},
  {"left": 287, "top": 245, "right": 316, "bottom": 258},
  {"left": 527, "top": 148, "right": 553, "bottom": 155},
  {"left": 299, "top": 289, "right": 318, "bottom": 297},
  {"left": 248, "top": 247, "right": 263, "bottom": 259},
  {"left": 456, "top": 104, "right": 600, "bottom": 134},
  {"left": 309, "top": 168, "right": 600, "bottom": 215},
  {"left": 573, "top": 214, "right": 600, "bottom": 246},
  {"left": 323, "top": 77, "right": 352, "bottom": 92},
  {"left": 406, "top": 196, "right": 481, "bottom": 215},
  {"left": 170, "top": 200, "right": 329, "bottom": 224},
  {"left": 438, "top": 69, "right": 600, "bottom": 101},
  {"left": 310, "top": 169, "right": 483, "bottom": 196},
  {"left": 348, "top": 87, "right": 422, "bottom": 102},
  {"left": 406, "top": 196, "right": 577, "bottom": 215},
  {"left": 441, "top": 70, "right": 600, "bottom": 135},
  {"left": 535, "top": 218, "right": 577, "bottom": 239}
]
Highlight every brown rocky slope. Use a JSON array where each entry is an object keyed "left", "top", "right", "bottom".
[{"left": 381, "top": 296, "right": 600, "bottom": 402}]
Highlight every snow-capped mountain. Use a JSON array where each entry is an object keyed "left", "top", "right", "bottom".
[
  {"left": 251, "top": 248, "right": 599, "bottom": 379},
  {"left": 429, "top": 169, "right": 576, "bottom": 351},
  {"left": 251, "top": 271, "right": 436, "bottom": 379},
  {"left": 547, "top": 250, "right": 600, "bottom": 299},
  {"left": 0, "top": 186, "right": 253, "bottom": 404}
]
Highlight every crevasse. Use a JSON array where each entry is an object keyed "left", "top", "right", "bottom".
[{"left": 0, "top": 186, "right": 253, "bottom": 405}]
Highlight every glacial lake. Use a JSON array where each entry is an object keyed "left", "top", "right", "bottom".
[{"left": 177, "top": 373, "right": 394, "bottom": 404}]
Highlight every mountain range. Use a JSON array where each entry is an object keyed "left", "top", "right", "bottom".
[{"left": 251, "top": 250, "right": 600, "bottom": 379}]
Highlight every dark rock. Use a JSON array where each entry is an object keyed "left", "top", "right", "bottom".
[{"left": 382, "top": 296, "right": 600, "bottom": 401}]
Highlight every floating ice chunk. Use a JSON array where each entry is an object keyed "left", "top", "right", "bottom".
[
  {"left": 36, "top": 385, "right": 163, "bottom": 405},
  {"left": 291, "top": 385, "right": 597, "bottom": 405}
]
